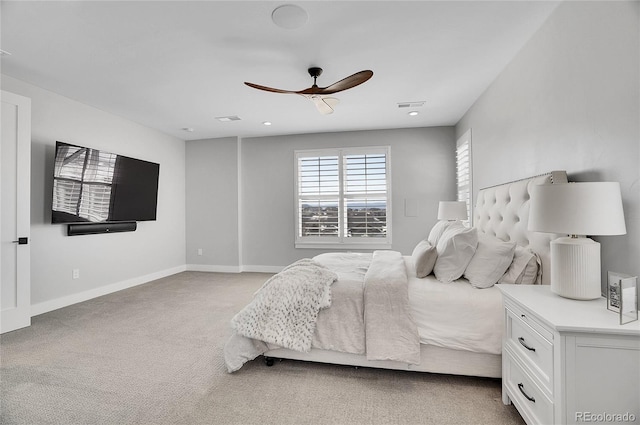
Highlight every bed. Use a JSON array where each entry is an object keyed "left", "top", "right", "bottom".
[{"left": 224, "top": 171, "right": 568, "bottom": 377}]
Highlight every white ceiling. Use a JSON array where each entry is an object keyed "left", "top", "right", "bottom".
[{"left": 1, "top": 1, "right": 559, "bottom": 141}]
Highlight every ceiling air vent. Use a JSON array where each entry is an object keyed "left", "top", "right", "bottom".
[
  {"left": 397, "top": 101, "right": 425, "bottom": 109},
  {"left": 215, "top": 115, "right": 242, "bottom": 122}
]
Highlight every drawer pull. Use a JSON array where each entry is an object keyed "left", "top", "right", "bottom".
[
  {"left": 518, "top": 337, "right": 536, "bottom": 352},
  {"left": 518, "top": 383, "right": 536, "bottom": 403}
]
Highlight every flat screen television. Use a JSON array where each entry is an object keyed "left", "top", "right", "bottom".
[{"left": 51, "top": 141, "right": 160, "bottom": 224}]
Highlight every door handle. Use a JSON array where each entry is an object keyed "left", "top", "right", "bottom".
[{"left": 12, "top": 237, "right": 28, "bottom": 245}]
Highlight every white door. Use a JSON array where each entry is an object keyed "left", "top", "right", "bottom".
[{"left": 1, "top": 91, "right": 31, "bottom": 333}]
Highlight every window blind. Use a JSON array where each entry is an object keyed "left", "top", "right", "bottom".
[
  {"left": 295, "top": 147, "right": 391, "bottom": 247},
  {"left": 456, "top": 132, "right": 472, "bottom": 226}
]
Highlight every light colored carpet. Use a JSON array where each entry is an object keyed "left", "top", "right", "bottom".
[{"left": 1, "top": 271, "right": 525, "bottom": 425}]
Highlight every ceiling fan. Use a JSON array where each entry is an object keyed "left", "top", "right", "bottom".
[{"left": 244, "top": 67, "right": 373, "bottom": 115}]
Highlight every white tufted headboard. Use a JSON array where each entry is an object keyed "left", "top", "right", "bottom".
[{"left": 474, "top": 171, "right": 568, "bottom": 285}]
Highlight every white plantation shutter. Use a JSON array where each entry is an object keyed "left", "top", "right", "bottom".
[
  {"left": 344, "top": 153, "right": 387, "bottom": 238},
  {"left": 297, "top": 155, "right": 340, "bottom": 237},
  {"left": 456, "top": 130, "right": 472, "bottom": 226},
  {"left": 295, "top": 147, "right": 391, "bottom": 248}
]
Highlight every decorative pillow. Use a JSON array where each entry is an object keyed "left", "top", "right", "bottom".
[
  {"left": 427, "top": 220, "right": 451, "bottom": 246},
  {"left": 411, "top": 240, "right": 438, "bottom": 278},
  {"left": 498, "top": 246, "right": 542, "bottom": 285},
  {"left": 464, "top": 233, "right": 516, "bottom": 289},
  {"left": 433, "top": 224, "right": 478, "bottom": 283}
]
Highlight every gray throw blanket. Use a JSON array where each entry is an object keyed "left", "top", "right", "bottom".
[
  {"left": 228, "top": 259, "right": 337, "bottom": 359},
  {"left": 364, "top": 250, "right": 420, "bottom": 364}
]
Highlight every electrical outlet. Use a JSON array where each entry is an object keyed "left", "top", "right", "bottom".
[
  {"left": 72, "top": 269, "right": 80, "bottom": 279},
  {"left": 197, "top": 248, "right": 203, "bottom": 256}
]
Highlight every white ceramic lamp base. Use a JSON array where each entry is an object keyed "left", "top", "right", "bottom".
[{"left": 550, "top": 237, "right": 602, "bottom": 300}]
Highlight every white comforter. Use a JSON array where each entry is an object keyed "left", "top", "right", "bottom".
[
  {"left": 224, "top": 251, "right": 503, "bottom": 373},
  {"left": 407, "top": 256, "right": 503, "bottom": 354},
  {"left": 317, "top": 253, "right": 504, "bottom": 355}
]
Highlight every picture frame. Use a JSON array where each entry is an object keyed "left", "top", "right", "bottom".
[
  {"left": 608, "top": 271, "right": 638, "bottom": 325},
  {"left": 607, "top": 271, "right": 622, "bottom": 313}
]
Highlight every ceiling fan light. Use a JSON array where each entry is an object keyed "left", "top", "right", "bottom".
[{"left": 307, "top": 96, "right": 339, "bottom": 115}]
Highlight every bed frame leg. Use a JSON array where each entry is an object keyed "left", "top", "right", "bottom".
[{"left": 264, "top": 356, "right": 275, "bottom": 367}]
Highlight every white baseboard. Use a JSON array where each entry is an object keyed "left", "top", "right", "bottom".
[
  {"left": 30, "top": 265, "right": 187, "bottom": 316},
  {"left": 186, "top": 264, "right": 283, "bottom": 273},
  {"left": 186, "top": 264, "right": 242, "bottom": 273},
  {"left": 240, "top": 265, "right": 283, "bottom": 273}
]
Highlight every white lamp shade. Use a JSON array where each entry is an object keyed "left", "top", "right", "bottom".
[
  {"left": 437, "top": 201, "right": 468, "bottom": 221},
  {"left": 528, "top": 182, "right": 626, "bottom": 236}
]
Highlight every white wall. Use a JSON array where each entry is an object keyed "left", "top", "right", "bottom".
[
  {"left": 184, "top": 127, "right": 456, "bottom": 271},
  {"left": 2, "top": 75, "right": 187, "bottom": 313},
  {"left": 456, "top": 1, "right": 640, "bottom": 289}
]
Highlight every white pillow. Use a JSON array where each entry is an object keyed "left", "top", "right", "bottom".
[
  {"left": 433, "top": 224, "right": 478, "bottom": 283},
  {"left": 464, "top": 233, "right": 516, "bottom": 289},
  {"left": 498, "top": 246, "right": 542, "bottom": 285},
  {"left": 412, "top": 240, "right": 438, "bottom": 278},
  {"left": 427, "top": 220, "right": 450, "bottom": 246}
]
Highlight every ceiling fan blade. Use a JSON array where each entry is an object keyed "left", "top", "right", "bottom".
[
  {"left": 245, "top": 68, "right": 370, "bottom": 114},
  {"left": 306, "top": 96, "right": 339, "bottom": 115},
  {"left": 299, "top": 70, "right": 373, "bottom": 95},
  {"left": 244, "top": 82, "right": 296, "bottom": 94}
]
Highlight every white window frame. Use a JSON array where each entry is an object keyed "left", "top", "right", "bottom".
[
  {"left": 456, "top": 130, "right": 472, "bottom": 227},
  {"left": 294, "top": 146, "right": 392, "bottom": 249}
]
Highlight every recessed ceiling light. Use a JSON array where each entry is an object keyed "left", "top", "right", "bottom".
[
  {"left": 408, "top": 111, "right": 419, "bottom": 116},
  {"left": 271, "top": 5, "right": 308, "bottom": 29},
  {"left": 182, "top": 127, "right": 194, "bottom": 132},
  {"left": 263, "top": 121, "right": 272, "bottom": 126}
]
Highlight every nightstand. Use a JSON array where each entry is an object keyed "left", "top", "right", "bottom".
[{"left": 499, "top": 285, "right": 640, "bottom": 425}]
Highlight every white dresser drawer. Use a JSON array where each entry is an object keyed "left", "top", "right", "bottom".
[
  {"left": 499, "top": 285, "right": 640, "bottom": 425},
  {"left": 505, "top": 300, "right": 553, "bottom": 341},
  {"left": 504, "top": 350, "right": 554, "bottom": 425},
  {"left": 506, "top": 306, "right": 554, "bottom": 393}
]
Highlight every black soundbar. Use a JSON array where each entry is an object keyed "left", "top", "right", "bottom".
[{"left": 67, "top": 221, "right": 137, "bottom": 236}]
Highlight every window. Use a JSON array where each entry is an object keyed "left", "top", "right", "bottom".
[
  {"left": 456, "top": 130, "right": 472, "bottom": 227},
  {"left": 295, "top": 146, "right": 391, "bottom": 248}
]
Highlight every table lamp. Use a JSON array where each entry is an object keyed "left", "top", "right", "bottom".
[{"left": 528, "top": 182, "right": 626, "bottom": 300}]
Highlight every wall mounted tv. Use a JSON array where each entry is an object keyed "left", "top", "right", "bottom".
[{"left": 51, "top": 141, "right": 160, "bottom": 226}]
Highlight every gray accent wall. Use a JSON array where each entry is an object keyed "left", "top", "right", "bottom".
[
  {"left": 185, "top": 137, "right": 239, "bottom": 270},
  {"left": 456, "top": 1, "right": 640, "bottom": 290},
  {"left": 186, "top": 127, "right": 456, "bottom": 271}
]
